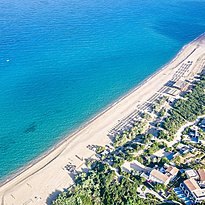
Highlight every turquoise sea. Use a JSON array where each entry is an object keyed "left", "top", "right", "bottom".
[{"left": 0, "top": 0, "right": 205, "bottom": 180}]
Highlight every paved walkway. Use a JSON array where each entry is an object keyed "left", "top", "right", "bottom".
[
  {"left": 176, "top": 114, "right": 205, "bottom": 140},
  {"left": 137, "top": 186, "right": 164, "bottom": 201}
]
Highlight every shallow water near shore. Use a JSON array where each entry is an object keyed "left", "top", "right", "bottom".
[{"left": 0, "top": 0, "right": 205, "bottom": 180}]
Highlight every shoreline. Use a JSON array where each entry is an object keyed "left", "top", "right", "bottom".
[
  {"left": 1, "top": 33, "right": 205, "bottom": 205},
  {"left": 0, "top": 34, "right": 203, "bottom": 186},
  {"left": 0, "top": 39, "right": 186, "bottom": 187}
]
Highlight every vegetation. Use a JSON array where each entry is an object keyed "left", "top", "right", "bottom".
[
  {"left": 144, "top": 141, "right": 166, "bottom": 155},
  {"left": 157, "top": 130, "right": 173, "bottom": 141},
  {"left": 158, "top": 107, "right": 166, "bottom": 117},
  {"left": 96, "top": 146, "right": 106, "bottom": 154},
  {"left": 152, "top": 96, "right": 168, "bottom": 112},
  {"left": 167, "top": 190, "right": 184, "bottom": 204},
  {"left": 163, "top": 75, "right": 205, "bottom": 134},
  {"left": 199, "top": 128, "right": 205, "bottom": 140},
  {"left": 141, "top": 133, "right": 154, "bottom": 144},
  {"left": 113, "top": 121, "right": 148, "bottom": 147},
  {"left": 153, "top": 183, "right": 166, "bottom": 192},
  {"left": 53, "top": 162, "right": 158, "bottom": 205},
  {"left": 142, "top": 112, "right": 152, "bottom": 121},
  {"left": 163, "top": 109, "right": 186, "bottom": 134}
]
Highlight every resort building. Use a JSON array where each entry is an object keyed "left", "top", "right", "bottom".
[
  {"left": 149, "top": 166, "right": 179, "bottom": 185},
  {"left": 173, "top": 79, "right": 190, "bottom": 92},
  {"left": 164, "top": 87, "right": 181, "bottom": 97},
  {"left": 192, "top": 189, "right": 205, "bottom": 203},
  {"left": 184, "top": 168, "right": 205, "bottom": 187},
  {"left": 185, "top": 169, "right": 199, "bottom": 179},
  {"left": 149, "top": 169, "right": 170, "bottom": 185},
  {"left": 166, "top": 166, "right": 179, "bottom": 179},
  {"left": 180, "top": 178, "right": 205, "bottom": 203},
  {"left": 179, "top": 145, "right": 196, "bottom": 155},
  {"left": 198, "top": 169, "right": 205, "bottom": 187}
]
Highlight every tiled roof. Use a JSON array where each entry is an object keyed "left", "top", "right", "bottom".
[
  {"left": 150, "top": 169, "right": 169, "bottom": 183},
  {"left": 198, "top": 169, "right": 205, "bottom": 181},
  {"left": 166, "top": 166, "right": 179, "bottom": 176},
  {"left": 184, "top": 178, "right": 200, "bottom": 191}
]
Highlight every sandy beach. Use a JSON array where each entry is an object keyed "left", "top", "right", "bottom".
[{"left": 1, "top": 34, "right": 205, "bottom": 205}]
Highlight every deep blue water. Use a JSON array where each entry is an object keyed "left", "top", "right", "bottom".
[{"left": 0, "top": 0, "right": 205, "bottom": 180}]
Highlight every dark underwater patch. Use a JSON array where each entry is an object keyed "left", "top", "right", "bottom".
[{"left": 24, "top": 122, "right": 37, "bottom": 134}]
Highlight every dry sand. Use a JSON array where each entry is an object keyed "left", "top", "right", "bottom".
[{"left": 1, "top": 34, "right": 205, "bottom": 205}]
